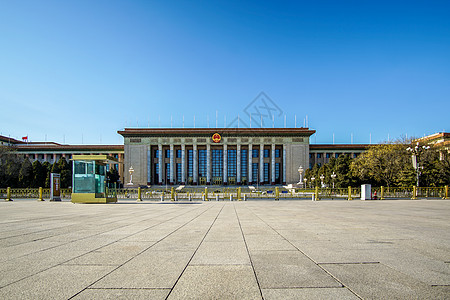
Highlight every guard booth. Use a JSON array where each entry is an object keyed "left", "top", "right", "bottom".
[{"left": 71, "top": 155, "right": 119, "bottom": 203}]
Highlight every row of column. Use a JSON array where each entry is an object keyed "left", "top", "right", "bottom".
[{"left": 152, "top": 144, "right": 287, "bottom": 185}]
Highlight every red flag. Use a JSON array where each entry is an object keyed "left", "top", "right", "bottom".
[{"left": 22, "top": 136, "right": 28, "bottom": 141}]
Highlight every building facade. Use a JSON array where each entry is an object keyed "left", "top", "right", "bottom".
[{"left": 118, "top": 128, "right": 315, "bottom": 186}]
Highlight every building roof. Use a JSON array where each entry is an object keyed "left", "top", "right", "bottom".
[
  {"left": 118, "top": 127, "right": 316, "bottom": 137},
  {"left": 15, "top": 144, "right": 124, "bottom": 152},
  {"left": 310, "top": 144, "right": 370, "bottom": 150}
]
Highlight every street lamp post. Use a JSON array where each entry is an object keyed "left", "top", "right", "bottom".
[
  {"left": 311, "top": 177, "right": 315, "bottom": 188},
  {"left": 406, "top": 142, "right": 430, "bottom": 187},
  {"left": 303, "top": 178, "right": 307, "bottom": 189},
  {"left": 128, "top": 166, "right": 134, "bottom": 185},
  {"left": 320, "top": 174, "right": 325, "bottom": 188},
  {"left": 331, "top": 172, "right": 337, "bottom": 189},
  {"left": 297, "top": 166, "right": 304, "bottom": 187}
]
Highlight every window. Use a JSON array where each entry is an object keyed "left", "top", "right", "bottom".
[
  {"left": 212, "top": 149, "right": 223, "bottom": 177},
  {"left": 335, "top": 153, "right": 339, "bottom": 158},
  {"left": 165, "top": 163, "right": 170, "bottom": 181},
  {"left": 309, "top": 153, "right": 312, "bottom": 159},
  {"left": 275, "top": 163, "right": 280, "bottom": 182},
  {"left": 188, "top": 150, "right": 193, "bottom": 178},
  {"left": 275, "top": 149, "right": 281, "bottom": 158},
  {"left": 264, "top": 149, "right": 270, "bottom": 158},
  {"left": 353, "top": 153, "right": 358, "bottom": 158},
  {"left": 317, "top": 153, "right": 322, "bottom": 158},
  {"left": 263, "top": 163, "right": 270, "bottom": 182},
  {"left": 155, "top": 163, "right": 159, "bottom": 182},
  {"left": 241, "top": 149, "right": 248, "bottom": 178},
  {"left": 326, "top": 153, "right": 331, "bottom": 158},
  {"left": 318, "top": 163, "right": 322, "bottom": 167},
  {"left": 176, "top": 149, "right": 182, "bottom": 158},
  {"left": 252, "top": 163, "right": 259, "bottom": 181},
  {"left": 176, "top": 163, "right": 182, "bottom": 183},
  {"left": 198, "top": 150, "right": 207, "bottom": 178},
  {"left": 228, "top": 149, "right": 237, "bottom": 177},
  {"left": 165, "top": 149, "right": 170, "bottom": 158},
  {"left": 155, "top": 150, "right": 159, "bottom": 158},
  {"left": 252, "top": 149, "right": 259, "bottom": 158}
]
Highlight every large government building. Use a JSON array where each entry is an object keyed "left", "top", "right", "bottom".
[
  {"left": 118, "top": 128, "right": 367, "bottom": 186},
  {"left": 3, "top": 130, "right": 448, "bottom": 186}
]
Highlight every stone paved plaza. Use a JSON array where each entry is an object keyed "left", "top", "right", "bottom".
[{"left": 0, "top": 199, "right": 449, "bottom": 299}]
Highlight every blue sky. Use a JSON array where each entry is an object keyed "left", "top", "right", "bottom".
[{"left": 1, "top": 1, "right": 449, "bottom": 145}]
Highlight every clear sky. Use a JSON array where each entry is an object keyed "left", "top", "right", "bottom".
[{"left": 1, "top": 0, "right": 449, "bottom": 145}]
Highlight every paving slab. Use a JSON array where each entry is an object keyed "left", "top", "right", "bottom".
[
  {"left": 73, "top": 288, "right": 170, "bottom": 299},
  {"left": 261, "top": 287, "right": 359, "bottom": 299},
  {"left": 167, "top": 265, "right": 261, "bottom": 299},
  {"left": 251, "top": 250, "right": 342, "bottom": 288},
  {"left": 190, "top": 241, "right": 251, "bottom": 265},
  {"left": 321, "top": 262, "right": 449, "bottom": 299},
  {"left": 92, "top": 250, "right": 193, "bottom": 289},
  {"left": 0, "top": 265, "right": 115, "bottom": 299}
]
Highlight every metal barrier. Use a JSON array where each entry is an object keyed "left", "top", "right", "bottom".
[{"left": 1, "top": 186, "right": 448, "bottom": 201}]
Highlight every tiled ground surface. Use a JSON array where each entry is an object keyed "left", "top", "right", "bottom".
[{"left": 0, "top": 199, "right": 449, "bottom": 299}]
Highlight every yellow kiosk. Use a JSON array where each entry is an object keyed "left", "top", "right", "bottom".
[{"left": 71, "top": 155, "right": 118, "bottom": 203}]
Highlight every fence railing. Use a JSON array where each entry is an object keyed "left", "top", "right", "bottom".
[{"left": 0, "top": 186, "right": 448, "bottom": 201}]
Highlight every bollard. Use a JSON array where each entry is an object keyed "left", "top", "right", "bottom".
[
  {"left": 347, "top": 186, "right": 352, "bottom": 201},
  {"left": 204, "top": 187, "right": 208, "bottom": 201},
  {"left": 216, "top": 194, "right": 219, "bottom": 201},
  {"left": 444, "top": 185, "right": 449, "bottom": 200},
  {"left": 202, "top": 194, "right": 205, "bottom": 201},
  {"left": 38, "top": 187, "right": 44, "bottom": 201},
  {"left": 380, "top": 186, "right": 385, "bottom": 200},
  {"left": 137, "top": 187, "right": 142, "bottom": 201},
  {"left": 160, "top": 194, "right": 164, "bottom": 202},
  {"left": 238, "top": 187, "right": 242, "bottom": 201},
  {"left": 411, "top": 186, "right": 417, "bottom": 200},
  {"left": 315, "top": 186, "right": 319, "bottom": 201},
  {"left": 175, "top": 193, "right": 178, "bottom": 201},
  {"left": 275, "top": 187, "right": 279, "bottom": 201},
  {"left": 244, "top": 194, "right": 247, "bottom": 201},
  {"left": 188, "top": 194, "right": 192, "bottom": 201},
  {"left": 6, "top": 187, "right": 12, "bottom": 201},
  {"left": 171, "top": 187, "right": 175, "bottom": 201},
  {"left": 230, "top": 194, "right": 233, "bottom": 201}
]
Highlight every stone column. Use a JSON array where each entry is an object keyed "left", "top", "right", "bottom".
[
  {"left": 181, "top": 144, "right": 186, "bottom": 184},
  {"left": 237, "top": 144, "right": 241, "bottom": 184},
  {"left": 206, "top": 144, "right": 211, "bottom": 184},
  {"left": 223, "top": 144, "right": 228, "bottom": 184},
  {"left": 158, "top": 144, "right": 163, "bottom": 184},
  {"left": 282, "top": 144, "right": 286, "bottom": 184},
  {"left": 248, "top": 144, "right": 253, "bottom": 183},
  {"left": 271, "top": 144, "right": 275, "bottom": 184},
  {"left": 170, "top": 144, "right": 174, "bottom": 184},
  {"left": 193, "top": 144, "right": 198, "bottom": 184},
  {"left": 147, "top": 146, "right": 151, "bottom": 184},
  {"left": 260, "top": 144, "right": 264, "bottom": 184}
]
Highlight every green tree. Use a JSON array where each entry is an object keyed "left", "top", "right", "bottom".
[
  {"left": 0, "top": 146, "right": 21, "bottom": 187},
  {"left": 107, "top": 166, "right": 120, "bottom": 187},
  {"left": 18, "top": 158, "right": 33, "bottom": 187},
  {"left": 43, "top": 161, "right": 52, "bottom": 188},
  {"left": 57, "top": 158, "right": 72, "bottom": 188},
  {"left": 32, "top": 160, "right": 46, "bottom": 188}
]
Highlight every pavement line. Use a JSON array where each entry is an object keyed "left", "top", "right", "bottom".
[
  {"left": 233, "top": 203, "right": 265, "bottom": 300},
  {"left": 165, "top": 203, "right": 225, "bottom": 299},
  {"left": 0, "top": 203, "right": 208, "bottom": 290},
  {"left": 240, "top": 204, "right": 364, "bottom": 300},
  {"left": 68, "top": 203, "right": 220, "bottom": 299}
]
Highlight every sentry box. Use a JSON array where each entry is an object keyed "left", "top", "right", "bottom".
[{"left": 71, "top": 155, "right": 119, "bottom": 203}]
